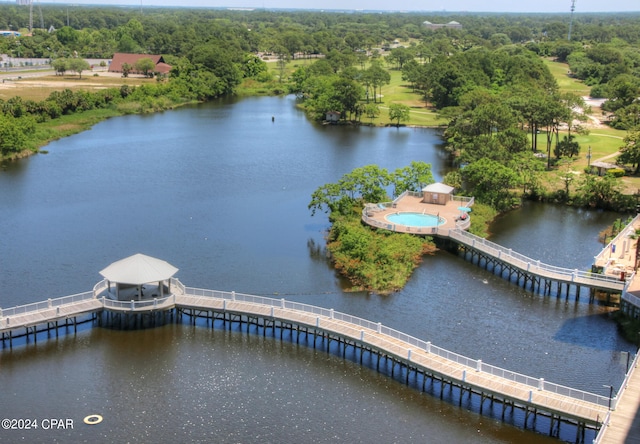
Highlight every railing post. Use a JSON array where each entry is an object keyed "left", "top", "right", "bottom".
[
  {"left": 48, "top": 298, "right": 52, "bottom": 308},
  {"left": 528, "top": 391, "right": 533, "bottom": 402},
  {"left": 476, "top": 359, "right": 482, "bottom": 372},
  {"left": 538, "top": 378, "right": 545, "bottom": 391},
  {"left": 281, "top": 298, "right": 285, "bottom": 309},
  {"left": 572, "top": 270, "right": 577, "bottom": 282},
  {"left": 270, "top": 306, "right": 274, "bottom": 317},
  {"left": 153, "top": 298, "right": 157, "bottom": 309},
  {"left": 6, "top": 317, "right": 9, "bottom": 325},
  {"left": 407, "top": 349, "right": 412, "bottom": 361},
  {"left": 426, "top": 341, "right": 431, "bottom": 353},
  {"left": 232, "top": 291, "right": 236, "bottom": 301},
  {"left": 101, "top": 296, "right": 105, "bottom": 307},
  {"left": 56, "top": 307, "right": 60, "bottom": 315},
  {"left": 223, "top": 299, "right": 226, "bottom": 311},
  {"left": 0, "top": 308, "right": 3, "bottom": 318},
  {"left": 462, "top": 370, "right": 466, "bottom": 382},
  {"left": 130, "top": 300, "right": 134, "bottom": 311},
  {"left": 377, "top": 322, "right": 382, "bottom": 334},
  {"left": 316, "top": 317, "right": 320, "bottom": 328},
  {"left": 527, "top": 262, "right": 531, "bottom": 271},
  {"left": 360, "top": 330, "right": 364, "bottom": 341},
  {"left": 330, "top": 309, "right": 334, "bottom": 319},
  {"left": 498, "top": 251, "right": 501, "bottom": 259}
]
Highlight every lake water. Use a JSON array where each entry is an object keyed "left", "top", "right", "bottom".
[{"left": 0, "top": 95, "right": 635, "bottom": 443}]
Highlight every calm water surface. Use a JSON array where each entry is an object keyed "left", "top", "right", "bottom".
[{"left": 0, "top": 96, "right": 635, "bottom": 443}]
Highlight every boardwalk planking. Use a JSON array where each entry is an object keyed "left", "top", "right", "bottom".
[{"left": 0, "top": 284, "right": 617, "bottom": 435}]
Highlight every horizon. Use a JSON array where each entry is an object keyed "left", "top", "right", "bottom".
[{"left": 20, "top": 1, "right": 640, "bottom": 14}]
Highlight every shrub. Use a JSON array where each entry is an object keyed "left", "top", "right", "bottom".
[{"left": 606, "top": 168, "right": 625, "bottom": 178}]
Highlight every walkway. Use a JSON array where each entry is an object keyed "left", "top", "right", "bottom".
[
  {"left": 597, "top": 352, "right": 640, "bottom": 443},
  {"left": 0, "top": 279, "right": 614, "bottom": 435}
]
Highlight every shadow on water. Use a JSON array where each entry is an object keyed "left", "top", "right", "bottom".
[{"left": 553, "top": 312, "right": 629, "bottom": 351}]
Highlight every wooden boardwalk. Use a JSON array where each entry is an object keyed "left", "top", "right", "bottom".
[
  {"left": 597, "top": 353, "right": 640, "bottom": 443},
  {"left": 363, "top": 194, "right": 628, "bottom": 295},
  {"left": 1, "top": 280, "right": 614, "bottom": 439}
]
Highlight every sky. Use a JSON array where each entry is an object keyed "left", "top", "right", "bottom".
[{"left": 36, "top": 1, "right": 640, "bottom": 14}]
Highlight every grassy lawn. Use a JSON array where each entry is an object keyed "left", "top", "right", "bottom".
[
  {"left": 542, "top": 58, "right": 592, "bottom": 96},
  {"left": 373, "top": 69, "right": 448, "bottom": 127},
  {"left": 0, "top": 73, "right": 155, "bottom": 102}
]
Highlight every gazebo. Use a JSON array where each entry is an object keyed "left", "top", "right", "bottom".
[{"left": 99, "top": 254, "right": 178, "bottom": 301}]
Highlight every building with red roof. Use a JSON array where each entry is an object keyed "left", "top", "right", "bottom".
[{"left": 108, "top": 53, "right": 172, "bottom": 75}]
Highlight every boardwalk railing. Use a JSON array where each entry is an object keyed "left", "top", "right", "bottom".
[
  {"left": 0, "top": 291, "right": 95, "bottom": 319},
  {"left": 593, "top": 214, "right": 640, "bottom": 266},
  {"left": 181, "top": 285, "right": 611, "bottom": 408},
  {"left": 0, "top": 281, "right": 616, "bottom": 411},
  {"left": 360, "top": 215, "right": 626, "bottom": 292},
  {"left": 443, "top": 228, "right": 625, "bottom": 291},
  {"left": 442, "top": 230, "right": 625, "bottom": 290}
]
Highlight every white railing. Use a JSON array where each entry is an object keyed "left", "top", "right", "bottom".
[
  {"left": 0, "top": 281, "right": 619, "bottom": 412},
  {"left": 0, "top": 291, "right": 95, "bottom": 318},
  {"left": 611, "top": 349, "right": 640, "bottom": 410},
  {"left": 446, "top": 228, "right": 625, "bottom": 289},
  {"left": 100, "top": 294, "right": 175, "bottom": 311},
  {"left": 360, "top": 213, "right": 623, "bottom": 290},
  {"left": 452, "top": 195, "right": 475, "bottom": 206},
  {"left": 92, "top": 279, "right": 109, "bottom": 296},
  {"left": 593, "top": 214, "right": 640, "bottom": 265},
  {"left": 182, "top": 286, "right": 612, "bottom": 409},
  {"left": 592, "top": 410, "right": 611, "bottom": 444}
]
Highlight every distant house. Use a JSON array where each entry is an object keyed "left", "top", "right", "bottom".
[
  {"left": 422, "top": 21, "right": 463, "bottom": 30},
  {"left": 325, "top": 111, "right": 341, "bottom": 123},
  {"left": 108, "top": 53, "right": 172, "bottom": 75}
]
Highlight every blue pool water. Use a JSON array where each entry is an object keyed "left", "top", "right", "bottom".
[{"left": 386, "top": 212, "right": 444, "bottom": 227}]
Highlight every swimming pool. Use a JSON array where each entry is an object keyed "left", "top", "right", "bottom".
[{"left": 385, "top": 212, "right": 444, "bottom": 227}]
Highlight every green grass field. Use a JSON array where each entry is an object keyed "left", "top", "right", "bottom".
[{"left": 542, "top": 58, "right": 592, "bottom": 96}]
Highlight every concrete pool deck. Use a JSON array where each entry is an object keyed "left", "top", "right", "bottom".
[{"left": 363, "top": 194, "right": 470, "bottom": 233}]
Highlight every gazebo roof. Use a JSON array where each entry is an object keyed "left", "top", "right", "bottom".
[{"left": 99, "top": 254, "right": 178, "bottom": 285}]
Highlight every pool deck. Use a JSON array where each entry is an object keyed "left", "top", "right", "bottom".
[{"left": 365, "top": 195, "right": 467, "bottom": 231}]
